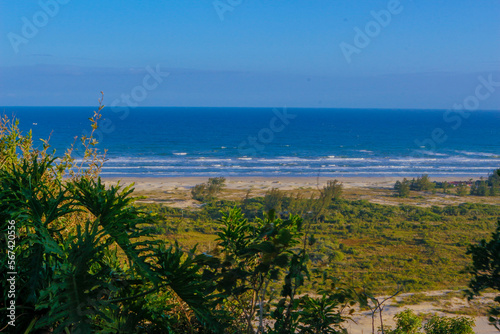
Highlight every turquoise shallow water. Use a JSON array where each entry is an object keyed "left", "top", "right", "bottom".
[{"left": 3, "top": 107, "right": 500, "bottom": 177}]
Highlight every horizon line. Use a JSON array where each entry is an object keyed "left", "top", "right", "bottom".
[{"left": 2, "top": 106, "right": 500, "bottom": 111}]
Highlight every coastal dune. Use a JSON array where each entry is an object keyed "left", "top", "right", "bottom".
[
  {"left": 103, "top": 176, "right": 472, "bottom": 192},
  {"left": 102, "top": 175, "right": 498, "bottom": 209}
]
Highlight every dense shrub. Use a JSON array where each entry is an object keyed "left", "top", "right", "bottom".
[
  {"left": 394, "top": 178, "right": 411, "bottom": 197},
  {"left": 467, "top": 219, "right": 500, "bottom": 331},
  {"left": 191, "top": 177, "right": 226, "bottom": 202},
  {"left": 0, "top": 108, "right": 225, "bottom": 332},
  {"left": 386, "top": 309, "right": 474, "bottom": 334},
  {"left": 410, "top": 175, "right": 435, "bottom": 192}
]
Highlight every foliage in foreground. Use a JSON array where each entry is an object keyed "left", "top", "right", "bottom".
[
  {"left": 0, "top": 108, "right": 221, "bottom": 332},
  {"left": 0, "top": 111, "right": 362, "bottom": 333},
  {"left": 467, "top": 219, "right": 500, "bottom": 331},
  {"left": 0, "top": 158, "right": 359, "bottom": 332},
  {"left": 0, "top": 160, "right": 223, "bottom": 332}
]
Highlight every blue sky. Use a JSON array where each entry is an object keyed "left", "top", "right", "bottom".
[{"left": 1, "top": 0, "right": 499, "bottom": 108}]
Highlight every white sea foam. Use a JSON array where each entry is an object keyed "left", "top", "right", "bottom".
[
  {"left": 455, "top": 150, "right": 497, "bottom": 157},
  {"left": 415, "top": 150, "right": 448, "bottom": 156},
  {"left": 324, "top": 157, "right": 367, "bottom": 161},
  {"left": 194, "top": 158, "right": 232, "bottom": 162},
  {"left": 389, "top": 158, "right": 437, "bottom": 162}
]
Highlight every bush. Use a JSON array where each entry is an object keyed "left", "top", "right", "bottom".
[
  {"left": 191, "top": 177, "right": 226, "bottom": 202},
  {"left": 423, "top": 315, "right": 474, "bottom": 334},
  {"left": 470, "top": 179, "right": 489, "bottom": 196},
  {"left": 467, "top": 219, "right": 500, "bottom": 331},
  {"left": 470, "top": 170, "right": 500, "bottom": 196},
  {"left": 386, "top": 309, "right": 422, "bottom": 334},
  {"left": 456, "top": 183, "right": 468, "bottom": 196},
  {"left": 264, "top": 187, "right": 285, "bottom": 212},
  {"left": 323, "top": 179, "right": 343, "bottom": 200},
  {"left": 394, "top": 178, "right": 411, "bottom": 197},
  {"left": 410, "top": 175, "right": 435, "bottom": 192},
  {"left": 387, "top": 310, "right": 474, "bottom": 334}
]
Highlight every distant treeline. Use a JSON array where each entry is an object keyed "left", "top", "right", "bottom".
[{"left": 394, "top": 171, "right": 500, "bottom": 197}]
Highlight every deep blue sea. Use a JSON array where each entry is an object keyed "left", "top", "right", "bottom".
[{"left": 3, "top": 107, "right": 500, "bottom": 177}]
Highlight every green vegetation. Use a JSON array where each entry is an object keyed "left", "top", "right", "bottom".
[
  {"left": 423, "top": 314, "right": 475, "bottom": 334},
  {"left": 394, "top": 178, "right": 411, "bottom": 198},
  {"left": 263, "top": 187, "right": 286, "bottom": 212},
  {"left": 0, "top": 105, "right": 224, "bottom": 332},
  {"left": 410, "top": 175, "right": 435, "bottom": 192},
  {"left": 192, "top": 176, "right": 226, "bottom": 202},
  {"left": 387, "top": 309, "right": 422, "bottom": 334},
  {"left": 466, "top": 218, "right": 500, "bottom": 331},
  {"left": 151, "top": 196, "right": 499, "bottom": 293},
  {"left": 0, "top": 111, "right": 360, "bottom": 333},
  {"left": 394, "top": 171, "right": 500, "bottom": 198},
  {"left": 470, "top": 172, "right": 500, "bottom": 196},
  {"left": 322, "top": 179, "right": 344, "bottom": 201},
  {"left": 456, "top": 183, "right": 469, "bottom": 196},
  {"left": 386, "top": 309, "right": 474, "bottom": 334},
  {"left": 395, "top": 293, "right": 441, "bottom": 307}
]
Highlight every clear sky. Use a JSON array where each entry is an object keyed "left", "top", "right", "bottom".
[{"left": 1, "top": 0, "right": 499, "bottom": 109}]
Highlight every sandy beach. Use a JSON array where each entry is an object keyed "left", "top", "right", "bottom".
[{"left": 103, "top": 176, "right": 474, "bottom": 192}]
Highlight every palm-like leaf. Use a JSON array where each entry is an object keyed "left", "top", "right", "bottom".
[
  {"left": 68, "top": 177, "right": 160, "bottom": 286},
  {"left": 155, "top": 243, "right": 227, "bottom": 332}
]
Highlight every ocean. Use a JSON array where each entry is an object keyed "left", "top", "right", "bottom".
[{"left": 2, "top": 107, "right": 500, "bottom": 178}]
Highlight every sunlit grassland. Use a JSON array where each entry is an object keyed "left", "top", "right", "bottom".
[{"left": 138, "top": 190, "right": 499, "bottom": 295}]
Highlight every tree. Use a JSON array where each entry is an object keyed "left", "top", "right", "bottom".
[
  {"left": 467, "top": 219, "right": 500, "bottom": 331},
  {"left": 264, "top": 187, "right": 285, "bottom": 212},
  {"left": 191, "top": 177, "right": 226, "bottom": 202},
  {"left": 323, "top": 179, "right": 343, "bottom": 201},
  {"left": 442, "top": 181, "right": 450, "bottom": 194},
  {"left": 456, "top": 183, "right": 468, "bottom": 196},
  {"left": 410, "top": 175, "right": 434, "bottom": 192},
  {"left": 394, "top": 178, "right": 410, "bottom": 198},
  {"left": 358, "top": 285, "right": 403, "bottom": 334},
  {"left": 478, "top": 180, "right": 489, "bottom": 196},
  {"left": 213, "top": 208, "right": 306, "bottom": 333},
  {"left": 489, "top": 170, "right": 500, "bottom": 196},
  {"left": 211, "top": 208, "right": 358, "bottom": 334},
  {"left": 469, "top": 170, "right": 500, "bottom": 197}
]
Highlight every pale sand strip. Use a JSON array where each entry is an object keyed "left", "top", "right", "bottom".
[{"left": 102, "top": 176, "right": 473, "bottom": 192}]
